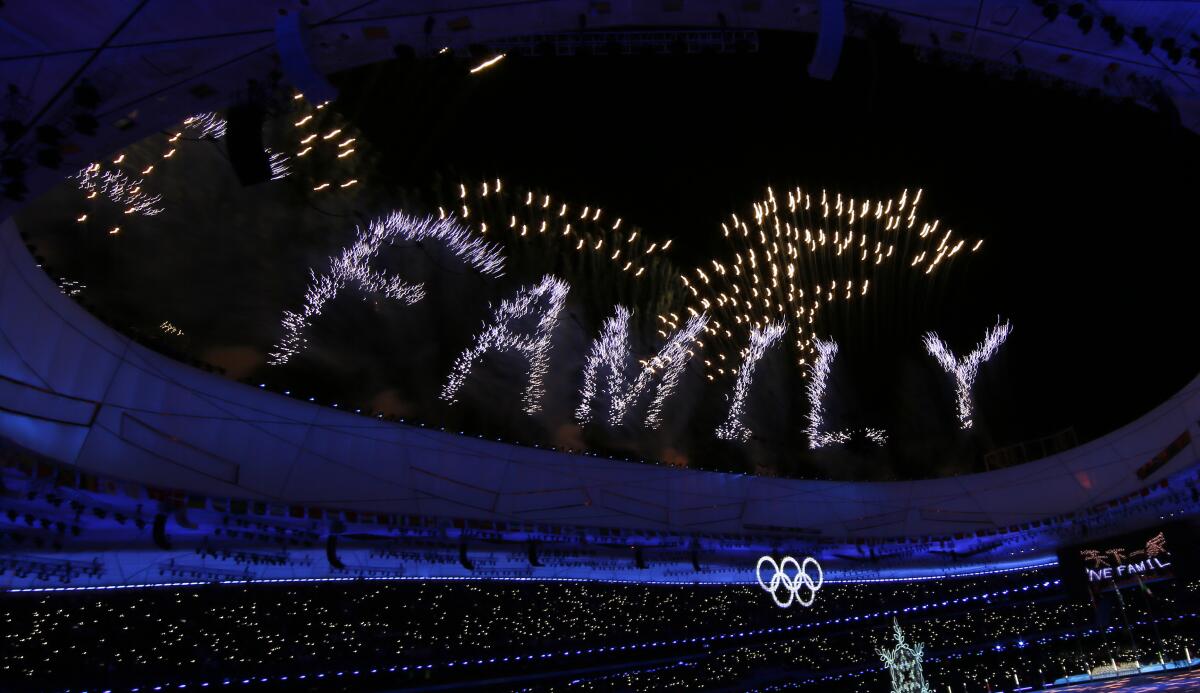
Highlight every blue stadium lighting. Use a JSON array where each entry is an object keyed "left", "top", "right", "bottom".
[
  {"left": 5, "top": 10, "right": 1200, "bottom": 693},
  {"left": 772, "top": 613, "right": 1200, "bottom": 689},
  {"left": 96, "top": 610, "right": 1200, "bottom": 693},
  {"left": 4, "top": 559, "right": 1059, "bottom": 594},
  {"left": 63, "top": 577, "right": 1078, "bottom": 693}
]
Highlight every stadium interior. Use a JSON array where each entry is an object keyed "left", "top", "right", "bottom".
[{"left": 1, "top": 1, "right": 1198, "bottom": 691}]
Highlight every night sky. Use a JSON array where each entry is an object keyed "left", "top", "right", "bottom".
[{"left": 18, "top": 30, "right": 1199, "bottom": 481}]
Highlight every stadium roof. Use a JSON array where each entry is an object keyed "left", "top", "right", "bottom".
[
  {"left": 1, "top": 0, "right": 1198, "bottom": 538},
  {"left": 2, "top": 0, "right": 1199, "bottom": 222}
]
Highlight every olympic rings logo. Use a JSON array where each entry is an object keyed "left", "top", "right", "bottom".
[{"left": 756, "top": 555, "right": 824, "bottom": 608}]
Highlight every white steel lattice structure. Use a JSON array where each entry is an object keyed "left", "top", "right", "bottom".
[{"left": 879, "top": 619, "right": 932, "bottom": 693}]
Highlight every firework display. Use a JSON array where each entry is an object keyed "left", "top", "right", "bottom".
[
  {"left": 268, "top": 211, "right": 505, "bottom": 366},
  {"left": 69, "top": 97, "right": 370, "bottom": 237},
  {"left": 258, "top": 175, "right": 997, "bottom": 451},
  {"left": 445, "top": 182, "right": 991, "bottom": 445},
  {"left": 714, "top": 320, "right": 786, "bottom": 442},
  {"left": 576, "top": 306, "right": 710, "bottom": 429},
  {"left": 72, "top": 111, "right": 236, "bottom": 222},
  {"left": 289, "top": 93, "right": 369, "bottom": 193},
  {"left": 679, "top": 187, "right": 982, "bottom": 381},
  {"left": 73, "top": 164, "right": 163, "bottom": 217},
  {"left": 804, "top": 338, "right": 852, "bottom": 449},
  {"left": 55, "top": 92, "right": 1003, "bottom": 455},
  {"left": 181, "top": 112, "right": 227, "bottom": 140},
  {"left": 450, "top": 178, "right": 676, "bottom": 291},
  {"left": 440, "top": 274, "right": 570, "bottom": 414},
  {"left": 266, "top": 149, "right": 291, "bottom": 181},
  {"left": 923, "top": 320, "right": 1012, "bottom": 429}
]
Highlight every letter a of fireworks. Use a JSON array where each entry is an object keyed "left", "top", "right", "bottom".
[
  {"left": 440, "top": 275, "right": 570, "bottom": 414},
  {"left": 715, "top": 321, "right": 786, "bottom": 442},
  {"left": 268, "top": 211, "right": 505, "bottom": 365},
  {"left": 576, "top": 307, "right": 709, "bottom": 429},
  {"left": 923, "top": 319, "right": 1011, "bottom": 429}
]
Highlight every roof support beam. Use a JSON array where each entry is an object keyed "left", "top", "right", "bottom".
[{"left": 808, "top": 0, "right": 846, "bottom": 80}]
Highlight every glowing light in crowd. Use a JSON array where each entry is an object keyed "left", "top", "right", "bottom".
[
  {"left": 440, "top": 275, "right": 569, "bottom": 414},
  {"left": 74, "top": 164, "right": 164, "bottom": 216},
  {"left": 804, "top": 338, "right": 851, "bottom": 449},
  {"left": 715, "top": 320, "right": 786, "bottom": 442},
  {"left": 576, "top": 307, "right": 709, "bottom": 429},
  {"left": 923, "top": 319, "right": 1012, "bottom": 429},
  {"left": 268, "top": 212, "right": 505, "bottom": 365},
  {"left": 756, "top": 555, "right": 823, "bottom": 608}
]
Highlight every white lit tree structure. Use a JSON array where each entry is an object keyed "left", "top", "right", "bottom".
[{"left": 878, "top": 619, "right": 932, "bottom": 693}]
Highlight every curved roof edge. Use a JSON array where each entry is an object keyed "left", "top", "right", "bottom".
[
  {"left": 2, "top": 1, "right": 1198, "bottom": 225},
  {"left": 2, "top": 217, "right": 1197, "bottom": 538}
]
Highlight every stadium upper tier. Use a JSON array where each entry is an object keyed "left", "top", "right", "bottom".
[{"left": 0, "top": 215, "right": 1196, "bottom": 545}]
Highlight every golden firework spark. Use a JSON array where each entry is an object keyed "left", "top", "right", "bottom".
[{"left": 680, "top": 186, "right": 982, "bottom": 378}]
